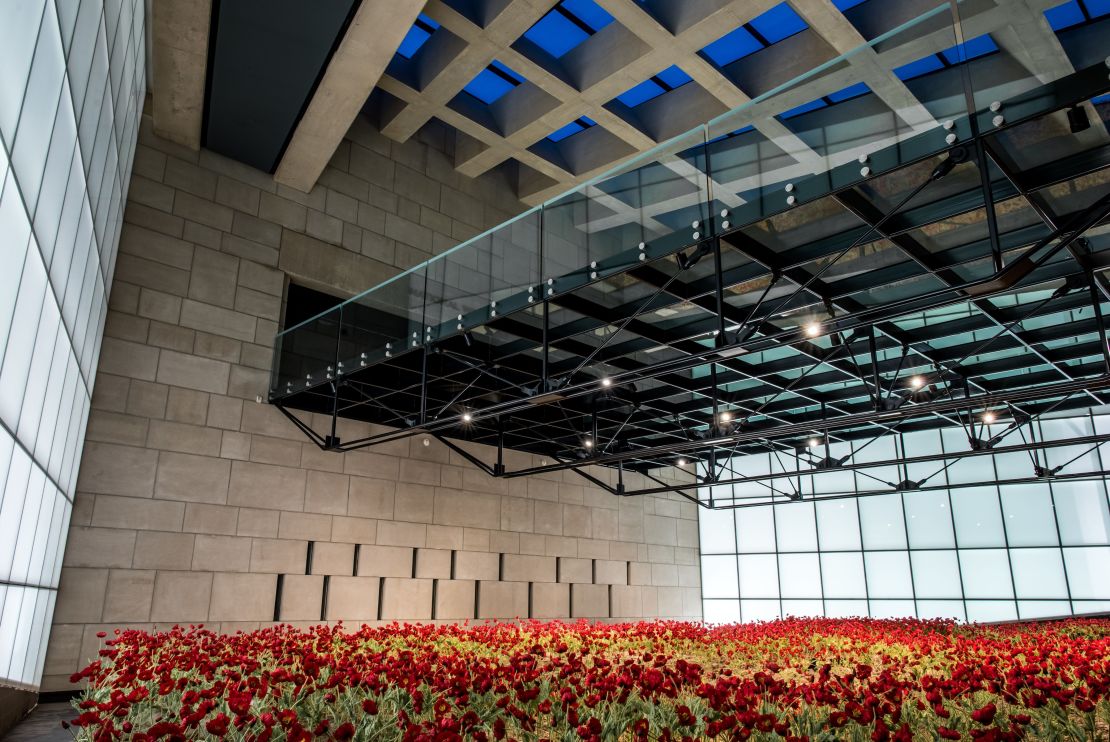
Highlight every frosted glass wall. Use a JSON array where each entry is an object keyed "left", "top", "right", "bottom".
[
  {"left": 0, "top": 0, "right": 145, "bottom": 688},
  {"left": 699, "top": 413, "right": 1110, "bottom": 623}
]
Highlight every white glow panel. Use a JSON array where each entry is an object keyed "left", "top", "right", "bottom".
[
  {"left": 0, "top": 0, "right": 144, "bottom": 689},
  {"left": 699, "top": 416, "right": 1110, "bottom": 623}
]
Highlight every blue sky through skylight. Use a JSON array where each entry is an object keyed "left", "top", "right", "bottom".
[
  {"left": 893, "top": 34, "right": 998, "bottom": 82},
  {"left": 1043, "top": 0, "right": 1109, "bottom": 30},
  {"left": 893, "top": 55, "right": 945, "bottom": 81},
  {"left": 749, "top": 3, "right": 808, "bottom": 43},
  {"left": 522, "top": 0, "right": 614, "bottom": 58},
  {"left": 706, "top": 125, "right": 755, "bottom": 145},
  {"left": 463, "top": 60, "right": 525, "bottom": 104},
  {"left": 778, "top": 98, "right": 828, "bottom": 120},
  {"left": 702, "top": 26, "right": 762, "bottom": 67},
  {"left": 396, "top": 14, "right": 439, "bottom": 59},
  {"left": 701, "top": 3, "right": 808, "bottom": 68},
  {"left": 562, "top": 0, "right": 614, "bottom": 30},
  {"left": 548, "top": 116, "right": 597, "bottom": 142},
  {"left": 940, "top": 34, "right": 998, "bottom": 64},
  {"left": 615, "top": 65, "right": 692, "bottom": 107},
  {"left": 827, "top": 82, "right": 870, "bottom": 103},
  {"left": 1046, "top": 0, "right": 1086, "bottom": 28},
  {"left": 775, "top": 82, "right": 871, "bottom": 122}
]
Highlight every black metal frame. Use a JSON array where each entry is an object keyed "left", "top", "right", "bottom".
[{"left": 272, "top": 61, "right": 1110, "bottom": 509}]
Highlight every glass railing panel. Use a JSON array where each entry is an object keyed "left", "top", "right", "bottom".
[
  {"left": 707, "top": 2, "right": 970, "bottom": 234},
  {"left": 423, "top": 208, "right": 542, "bottom": 343},
  {"left": 540, "top": 128, "right": 710, "bottom": 300},
  {"left": 271, "top": 310, "right": 340, "bottom": 397},
  {"left": 949, "top": 1, "right": 1109, "bottom": 269},
  {"left": 337, "top": 263, "right": 428, "bottom": 375},
  {"left": 271, "top": 0, "right": 1110, "bottom": 410}
]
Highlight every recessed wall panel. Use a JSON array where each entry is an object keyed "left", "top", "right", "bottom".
[{"left": 0, "top": 0, "right": 144, "bottom": 689}]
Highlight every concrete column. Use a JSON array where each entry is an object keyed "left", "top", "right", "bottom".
[{"left": 152, "top": 0, "right": 212, "bottom": 149}]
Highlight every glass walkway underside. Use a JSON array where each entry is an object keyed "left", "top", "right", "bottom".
[{"left": 270, "top": 1, "right": 1110, "bottom": 503}]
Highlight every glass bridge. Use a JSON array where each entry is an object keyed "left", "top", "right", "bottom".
[{"left": 269, "top": 0, "right": 1110, "bottom": 505}]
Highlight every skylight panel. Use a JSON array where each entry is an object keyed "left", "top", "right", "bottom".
[
  {"left": 749, "top": 3, "right": 808, "bottom": 44},
  {"left": 463, "top": 61, "right": 525, "bottom": 104},
  {"left": 706, "top": 125, "right": 755, "bottom": 145},
  {"left": 702, "top": 26, "right": 762, "bottom": 67},
  {"left": 701, "top": 3, "right": 808, "bottom": 69},
  {"left": 1044, "top": 0, "right": 1085, "bottom": 29},
  {"left": 522, "top": 0, "right": 614, "bottom": 58},
  {"left": 617, "top": 80, "right": 665, "bottom": 107},
  {"left": 893, "top": 54, "right": 945, "bottom": 81},
  {"left": 524, "top": 12, "right": 589, "bottom": 57},
  {"left": 656, "top": 65, "right": 692, "bottom": 88},
  {"left": 777, "top": 98, "right": 828, "bottom": 120},
  {"left": 615, "top": 66, "right": 692, "bottom": 108},
  {"left": 548, "top": 116, "right": 597, "bottom": 142},
  {"left": 561, "top": 0, "right": 614, "bottom": 31},
  {"left": 827, "top": 82, "right": 870, "bottom": 103},
  {"left": 939, "top": 34, "right": 998, "bottom": 64},
  {"left": 396, "top": 14, "right": 439, "bottom": 59}
]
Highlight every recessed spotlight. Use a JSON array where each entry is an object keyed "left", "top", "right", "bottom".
[
  {"left": 909, "top": 375, "right": 925, "bottom": 389},
  {"left": 584, "top": 439, "right": 594, "bottom": 449},
  {"left": 462, "top": 412, "right": 472, "bottom": 422},
  {"left": 719, "top": 411, "right": 732, "bottom": 423},
  {"left": 804, "top": 322, "right": 822, "bottom": 338},
  {"left": 601, "top": 377, "right": 612, "bottom": 387},
  {"left": 422, "top": 438, "right": 430, "bottom": 447},
  {"left": 982, "top": 411, "right": 996, "bottom": 424},
  {"left": 677, "top": 458, "right": 687, "bottom": 467}
]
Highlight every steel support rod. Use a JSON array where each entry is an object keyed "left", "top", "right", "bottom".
[
  {"left": 275, "top": 191, "right": 1110, "bottom": 450},
  {"left": 497, "top": 375, "right": 1110, "bottom": 477},
  {"left": 1090, "top": 272, "right": 1110, "bottom": 374},
  {"left": 706, "top": 468, "right": 1110, "bottom": 510},
  {"left": 625, "top": 430, "right": 1110, "bottom": 497}
]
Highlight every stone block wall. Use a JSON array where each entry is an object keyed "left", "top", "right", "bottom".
[{"left": 42, "top": 111, "right": 701, "bottom": 691}]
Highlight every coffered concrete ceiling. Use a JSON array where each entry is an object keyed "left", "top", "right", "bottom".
[{"left": 149, "top": 0, "right": 1104, "bottom": 205}]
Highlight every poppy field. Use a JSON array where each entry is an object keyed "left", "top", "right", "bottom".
[{"left": 67, "top": 617, "right": 1110, "bottom": 741}]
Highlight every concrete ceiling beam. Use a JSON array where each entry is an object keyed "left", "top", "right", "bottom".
[{"left": 273, "top": 0, "right": 426, "bottom": 193}]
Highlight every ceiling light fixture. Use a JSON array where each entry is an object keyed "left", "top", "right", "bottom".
[
  {"left": 909, "top": 375, "right": 925, "bottom": 389},
  {"left": 804, "top": 322, "right": 822, "bottom": 338},
  {"left": 808, "top": 437, "right": 819, "bottom": 448},
  {"left": 982, "top": 411, "right": 996, "bottom": 424},
  {"left": 584, "top": 438, "right": 594, "bottom": 449},
  {"left": 601, "top": 377, "right": 612, "bottom": 387},
  {"left": 677, "top": 458, "right": 687, "bottom": 466},
  {"left": 462, "top": 412, "right": 472, "bottom": 422},
  {"left": 719, "top": 411, "right": 732, "bottom": 423}
]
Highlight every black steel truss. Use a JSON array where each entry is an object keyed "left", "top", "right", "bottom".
[{"left": 272, "top": 61, "right": 1110, "bottom": 508}]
